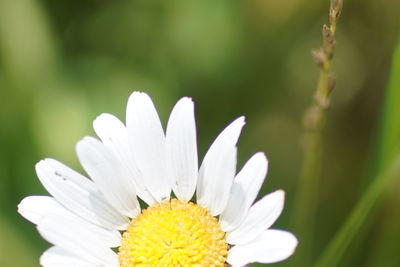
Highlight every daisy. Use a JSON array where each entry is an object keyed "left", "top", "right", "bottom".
[{"left": 18, "top": 91, "right": 297, "bottom": 266}]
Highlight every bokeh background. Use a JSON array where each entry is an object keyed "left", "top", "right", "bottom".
[{"left": 1, "top": 0, "right": 400, "bottom": 266}]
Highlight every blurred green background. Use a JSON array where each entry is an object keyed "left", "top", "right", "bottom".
[{"left": 1, "top": 0, "right": 400, "bottom": 266}]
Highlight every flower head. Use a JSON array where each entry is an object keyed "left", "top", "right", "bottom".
[{"left": 18, "top": 92, "right": 297, "bottom": 266}]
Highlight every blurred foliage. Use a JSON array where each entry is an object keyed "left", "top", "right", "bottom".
[{"left": 0, "top": 0, "right": 400, "bottom": 266}]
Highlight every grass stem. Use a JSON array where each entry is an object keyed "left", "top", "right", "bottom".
[{"left": 292, "top": 0, "right": 343, "bottom": 263}]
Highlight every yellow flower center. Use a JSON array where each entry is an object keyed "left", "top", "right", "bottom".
[{"left": 118, "top": 199, "right": 228, "bottom": 266}]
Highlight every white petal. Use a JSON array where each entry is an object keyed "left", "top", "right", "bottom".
[
  {"left": 227, "top": 229, "right": 298, "bottom": 266},
  {"left": 126, "top": 91, "right": 170, "bottom": 202},
  {"left": 41, "top": 212, "right": 121, "bottom": 247},
  {"left": 196, "top": 117, "right": 245, "bottom": 216},
  {"left": 18, "top": 196, "right": 67, "bottom": 225},
  {"left": 220, "top": 152, "right": 268, "bottom": 232},
  {"left": 226, "top": 190, "right": 285, "bottom": 245},
  {"left": 20, "top": 197, "right": 120, "bottom": 266},
  {"left": 37, "top": 214, "right": 120, "bottom": 266},
  {"left": 35, "top": 159, "right": 129, "bottom": 230},
  {"left": 93, "top": 113, "right": 156, "bottom": 205},
  {"left": 76, "top": 136, "right": 140, "bottom": 218},
  {"left": 40, "top": 246, "right": 98, "bottom": 267},
  {"left": 166, "top": 97, "right": 198, "bottom": 202}
]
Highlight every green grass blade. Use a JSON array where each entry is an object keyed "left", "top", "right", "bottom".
[
  {"left": 377, "top": 38, "right": 400, "bottom": 169},
  {"left": 314, "top": 155, "right": 400, "bottom": 267},
  {"left": 315, "top": 36, "right": 400, "bottom": 267}
]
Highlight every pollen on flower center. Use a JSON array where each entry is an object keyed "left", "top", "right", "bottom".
[{"left": 118, "top": 198, "right": 228, "bottom": 266}]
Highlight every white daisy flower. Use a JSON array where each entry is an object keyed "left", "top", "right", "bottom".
[{"left": 18, "top": 91, "right": 297, "bottom": 267}]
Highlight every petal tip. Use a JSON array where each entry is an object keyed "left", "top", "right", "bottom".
[
  {"left": 236, "top": 116, "right": 246, "bottom": 126},
  {"left": 174, "top": 97, "right": 195, "bottom": 111},
  {"left": 128, "top": 91, "right": 151, "bottom": 102}
]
